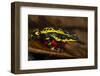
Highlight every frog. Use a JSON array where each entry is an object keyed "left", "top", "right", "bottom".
[{"left": 31, "top": 27, "right": 79, "bottom": 51}]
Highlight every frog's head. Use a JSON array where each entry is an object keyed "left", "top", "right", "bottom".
[{"left": 31, "top": 29, "right": 40, "bottom": 39}]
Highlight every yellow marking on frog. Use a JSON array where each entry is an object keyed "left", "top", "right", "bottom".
[
  {"left": 35, "top": 31, "right": 39, "bottom": 35},
  {"left": 52, "top": 36, "right": 77, "bottom": 42},
  {"left": 65, "top": 39, "right": 77, "bottom": 41},
  {"left": 41, "top": 27, "right": 65, "bottom": 35},
  {"left": 45, "top": 37, "right": 50, "bottom": 40},
  {"left": 64, "top": 39, "right": 77, "bottom": 44},
  {"left": 54, "top": 37, "right": 61, "bottom": 41},
  {"left": 31, "top": 34, "right": 33, "bottom": 37}
]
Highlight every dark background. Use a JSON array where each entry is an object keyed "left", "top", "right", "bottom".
[{"left": 28, "top": 15, "right": 88, "bottom": 60}]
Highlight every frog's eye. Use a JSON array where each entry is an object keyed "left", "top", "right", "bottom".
[{"left": 35, "top": 31, "right": 39, "bottom": 35}]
